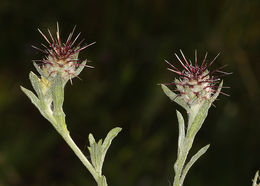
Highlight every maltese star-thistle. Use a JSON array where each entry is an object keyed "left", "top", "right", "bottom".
[
  {"left": 161, "top": 50, "right": 230, "bottom": 186},
  {"left": 21, "top": 24, "right": 121, "bottom": 186},
  {"left": 164, "top": 50, "right": 230, "bottom": 107},
  {"left": 32, "top": 23, "right": 95, "bottom": 85}
]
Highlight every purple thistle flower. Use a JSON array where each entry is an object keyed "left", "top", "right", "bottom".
[
  {"left": 32, "top": 23, "right": 95, "bottom": 82},
  {"left": 165, "top": 50, "right": 231, "bottom": 105}
]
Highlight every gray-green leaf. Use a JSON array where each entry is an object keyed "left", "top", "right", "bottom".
[
  {"left": 88, "top": 127, "right": 122, "bottom": 175},
  {"left": 21, "top": 86, "right": 51, "bottom": 122},
  {"left": 161, "top": 84, "right": 189, "bottom": 111},
  {"left": 253, "top": 171, "right": 260, "bottom": 186},
  {"left": 176, "top": 110, "right": 185, "bottom": 156},
  {"left": 21, "top": 86, "right": 40, "bottom": 110},
  {"left": 102, "top": 127, "right": 122, "bottom": 153},
  {"left": 51, "top": 74, "right": 64, "bottom": 114},
  {"left": 33, "top": 62, "right": 45, "bottom": 77},
  {"left": 186, "top": 101, "right": 211, "bottom": 140},
  {"left": 29, "top": 71, "right": 43, "bottom": 99},
  {"left": 180, "top": 144, "right": 210, "bottom": 186}
]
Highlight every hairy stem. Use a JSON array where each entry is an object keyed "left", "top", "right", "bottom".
[
  {"left": 173, "top": 130, "right": 196, "bottom": 186},
  {"left": 61, "top": 132, "right": 99, "bottom": 182},
  {"left": 173, "top": 142, "right": 190, "bottom": 186},
  {"left": 173, "top": 103, "right": 210, "bottom": 186}
]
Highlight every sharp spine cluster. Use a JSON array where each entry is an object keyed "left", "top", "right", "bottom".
[
  {"left": 165, "top": 50, "right": 231, "bottom": 105},
  {"left": 32, "top": 23, "right": 95, "bottom": 83}
]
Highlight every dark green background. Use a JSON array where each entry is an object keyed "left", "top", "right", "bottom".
[{"left": 0, "top": 0, "right": 259, "bottom": 185}]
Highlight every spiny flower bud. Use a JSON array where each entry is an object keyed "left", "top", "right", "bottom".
[
  {"left": 32, "top": 23, "right": 95, "bottom": 84},
  {"left": 165, "top": 50, "right": 231, "bottom": 106}
]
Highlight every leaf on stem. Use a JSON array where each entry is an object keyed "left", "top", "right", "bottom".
[
  {"left": 51, "top": 74, "right": 64, "bottom": 114},
  {"left": 102, "top": 127, "right": 122, "bottom": 156},
  {"left": 186, "top": 101, "right": 211, "bottom": 139},
  {"left": 161, "top": 84, "right": 189, "bottom": 111},
  {"left": 88, "top": 133, "right": 103, "bottom": 174},
  {"left": 88, "top": 127, "right": 122, "bottom": 175},
  {"left": 89, "top": 133, "right": 97, "bottom": 146},
  {"left": 21, "top": 86, "right": 40, "bottom": 110},
  {"left": 179, "top": 144, "right": 210, "bottom": 186},
  {"left": 29, "top": 72, "right": 44, "bottom": 99},
  {"left": 176, "top": 110, "right": 185, "bottom": 156},
  {"left": 33, "top": 62, "right": 45, "bottom": 77},
  {"left": 20, "top": 86, "right": 52, "bottom": 122},
  {"left": 253, "top": 171, "right": 260, "bottom": 186}
]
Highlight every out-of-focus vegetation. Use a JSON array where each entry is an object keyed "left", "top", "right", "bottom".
[{"left": 0, "top": 0, "right": 259, "bottom": 185}]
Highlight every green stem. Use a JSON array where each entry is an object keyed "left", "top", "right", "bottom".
[
  {"left": 50, "top": 74, "right": 101, "bottom": 184},
  {"left": 173, "top": 133, "right": 196, "bottom": 186},
  {"left": 173, "top": 142, "right": 190, "bottom": 186},
  {"left": 173, "top": 108, "right": 205, "bottom": 186},
  {"left": 62, "top": 132, "right": 99, "bottom": 183},
  {"left": 54, "top": 111, "right": 100, "bottom": 184}
]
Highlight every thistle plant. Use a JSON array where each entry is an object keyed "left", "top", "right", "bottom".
[
  {"left": 161, "top": 50, "right": 230, "bottom": 186},
  {"left": 20, "top": 24, "right": 121, "bottom": 186}
]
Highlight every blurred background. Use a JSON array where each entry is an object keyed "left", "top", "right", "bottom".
[{"left": 0, "top": 0, "right": 260, "bottom": 185}]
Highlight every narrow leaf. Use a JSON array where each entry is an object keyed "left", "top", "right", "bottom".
[
  {"left": 51, "top": 74, "right": 64, "bottom": 114},
  {"left": 161, "top": 84, "right": 189, "bottom": 111},
  {"left": 176, "top": 110, "right": 185, "bottom": 156},
  {"left": 21, "top": 86, "right": 51, "bottom": 122},
  {"left": 102, "top": 127, "right": 122, "bottom": 152},
  {"left": 99, "top": 127, "right": 122, "bottom": 170},
  {"left": 180, "top": 144, "right": 210, "bottom": 186},
  {"left": 90, "top": 142, "right": 102, "bottom": 173},
  {"left": 29, "top": 71, "right": 43, "bottom": 99},
  {"left": 21, "top": 86, "right": 40, "bottom": 110},
  {"left": 186, "top": 101, "right": 211, "bottom": 139},
  {"left": 88, "top": 134, "right": 103, "bottom": 173},
  {"left": 88, "top": 128, "right": 121, "bottom": 174},
  {"left": 33, "top": 62, "right": 45, "bottom": 77},
  {"left": 50, "top": 74, "right": 66, "bottom": 129},
  {"left": 253, "top": 171, "right": 260, "bottom": 186},
  {"left": 89, "top": 133, "right": 96, "bottom": 146}
]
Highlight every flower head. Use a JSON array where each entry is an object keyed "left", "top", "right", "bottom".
[
  {"left": 32, "top": 23, "right": 95, "bottom": 83},
  {"left": 165, "top": 50, "right": 230, "bottom": 106}
]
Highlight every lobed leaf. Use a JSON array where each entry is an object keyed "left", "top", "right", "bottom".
[{"left": 88, "top": 127, "right": 122, "bottom": 175}]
